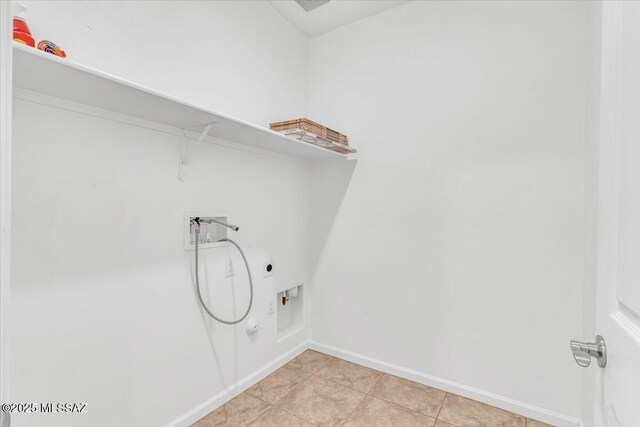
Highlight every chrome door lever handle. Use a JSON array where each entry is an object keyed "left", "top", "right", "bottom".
[{"left": 570, "top": 335, "right": 606, "bottom": 368}]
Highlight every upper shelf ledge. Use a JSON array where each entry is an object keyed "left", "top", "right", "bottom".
[{"left": 12, "top": 43, "right": 352, "bottom": 160}]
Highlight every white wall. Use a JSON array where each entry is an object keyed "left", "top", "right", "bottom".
[
  {"left": 0, "top": 3, "right": 14, "bottom": 425},
  {"left": 11, "top": 2, "right": 310, "bottom": 427},
  {"left": 10, "top": 0, "right": 599, "bottom": 425},
  {"left": 21, "top": 0, "right": 307, "bottom": 127},
  {"left": 308, "top": 1, "right": 589, "bottom": 421}
]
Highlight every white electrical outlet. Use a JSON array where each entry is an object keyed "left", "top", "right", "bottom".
[
  {"left": 267, "top": 297, "right": 275, "bottom": 315},
  {"left": 225, "top": 257, "right": 233, "bottom": 277}
]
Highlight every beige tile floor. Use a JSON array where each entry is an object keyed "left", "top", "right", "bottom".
[{"left": 192, "top": 350, "right": 554, "bottom": 427}]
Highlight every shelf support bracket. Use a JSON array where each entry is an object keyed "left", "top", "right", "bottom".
[{"left": 179, "top": 123, "right": 216, "bottom": 181}]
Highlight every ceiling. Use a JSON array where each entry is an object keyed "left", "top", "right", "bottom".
[{"left": 268, "top": 0, "right": 411, "bottom": 36}]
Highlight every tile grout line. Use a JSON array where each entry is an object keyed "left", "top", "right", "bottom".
[
  {"left": 313, "top": 353, "right": 447, "bottom": 421},
  {"left": 231, "top": 352, "right": 352, "bottom": 426},
  {"left": 247, "top": 392, "right": 277, "bottom": 407},
  {"left": 362, "top": 373, "right": 443, "bottom": 422},
  {"left": 252, "top": 375, "right": 318, "bottom": 426},
  {"left": 338, "top": 370, "right": 385, "bottom": 426},
  {"left": 246, "top": 363, "right": 314, "bottom": 402},
  {"left": 310, "top": 355, "right": 370, "bottom": 426},
  {"left": 314, "top": 371, "right": 374, "bottom": 395},
  {"left": 246, "top": 357, "right": 324, "bottom": 426},
  {"left": 314, "top": 356, "right": 383, "bottom": 395},
  {"left": 435, "top": 392, "right": 447, "bottom": 422},
  {"left": 302, "top": 350, "right": 530, "bottom": 425},
  {"left": 269, "top": 363, "right": 323, "bottom": 426},
  {"left": 312, "top": 357, "right": 444, "bottom": 425},
  {"left": 264, "top": 351, "right": 338, "bottom": 426},
  {"left": 194, "top": 352, "right": 384, "bottom": 426},
  {"left": 311, "top": 351, "right": 519, "bottom": 427},
  {"left": 436, "top": 393, "right": 528, "bottom": 426},
  {"left": 245, "top": 400, "right": 273, "bottom": 427},
  {"left": 221, "top": 350, "right": 529, "bottom": 427}
]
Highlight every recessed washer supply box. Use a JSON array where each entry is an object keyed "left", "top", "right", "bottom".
[
  {"left": 277, "top": 284, "right": 304, "bottom": 342},
  {"left": 183, "top": 211, "right": 231, "bottom": 250}
]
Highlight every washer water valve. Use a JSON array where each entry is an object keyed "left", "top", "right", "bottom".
[{"left": 281, "top": 286, "right": 300, "bottom": 306}]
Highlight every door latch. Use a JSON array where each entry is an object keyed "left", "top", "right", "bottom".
[{"left": 570, "top": 335, "right": 606, "bottom": 368}]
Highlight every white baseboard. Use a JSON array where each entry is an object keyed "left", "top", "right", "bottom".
[
  {"left": 165, "top": 341, "right": 308, "bottom": 427},
  {"left": 309, "top": 341, "right": 582, "bottom": 427},
  {"left": 166, "top": 340, "right": 582, "bottom": 427}
]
